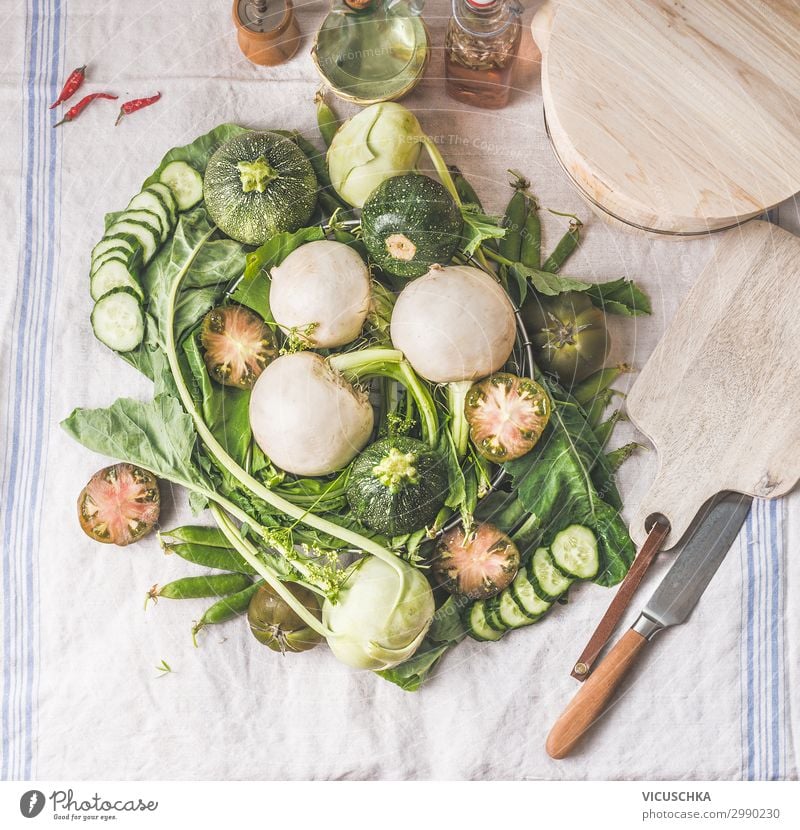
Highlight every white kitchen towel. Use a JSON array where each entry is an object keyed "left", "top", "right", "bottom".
[{"left": 0, "top": 0, "right": 796, "bottom": 780}]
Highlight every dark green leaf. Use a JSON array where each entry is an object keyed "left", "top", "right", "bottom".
[
  {"left": 504, "top": 378, "right": 634, "bottom": 586},
  {"left": 376, "top": 643, "right": 453, "bottom": 691},
  {"left": 61, "top": 395, "right": 206, "bottom": 492},
  {"left": 510, "top": 262, "right": 591, "bottom": 297},
  {"left": 141, "top": 123, "right": 247, "bottom": 187},
  {"left": 586, "top": 278, "right": 652, "bottom": 316}
]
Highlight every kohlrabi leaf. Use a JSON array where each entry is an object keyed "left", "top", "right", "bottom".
[
  {"left": 504, "top": 377, "right": 634, "bottom": 587},
  {"left": 585, "top": 277, "right": 652, "bottom": 316},
  {"left": 376, "top": 643, "right": 453, "bottom": 692},
  {"left": 61, "top": 394, "right": 206, "bottom": 492}
]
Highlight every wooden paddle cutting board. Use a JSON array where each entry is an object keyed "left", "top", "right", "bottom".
[
  {"left": 627, "top": 221, "right": 800, "bottom": 547},
  {"left": 535, "top": 0, "right": 800, "bottom": 235}
]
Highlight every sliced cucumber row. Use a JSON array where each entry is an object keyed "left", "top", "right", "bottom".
[
  {"left": 88, "top": 161, "right": 202, "bottom": 352},
  {"left": 466, "top": 525, "right": 599, "bottom": 642}
]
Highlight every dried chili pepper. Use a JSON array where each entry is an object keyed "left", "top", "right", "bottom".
[
  {"left": 53, "top": 92, "right": 118, "bottom": 127},
  {"left": 115, "top": 92, "right": 162, "bottom": 126},
  {"left": 49, "top": 65, "right": 86, "bottom": 109}
]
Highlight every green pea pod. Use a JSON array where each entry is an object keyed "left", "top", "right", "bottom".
[
  {"left": 192, "top": 580, "right": 264, "bottom": 643},
  {"left": 315, "top": 91, "right": 339, "bottom": 148},
  {"left": 542, "top": 218, "right": 582, "bottom": 273},
  {"left": 605, "top": 441, "right": 642, "bottom": 472},
  {"left": 499, "top": 171, "right": 530, "bottom": 262},
  {"left": 449, "top": 165, "right": 483, "bottom": 209},
  {"left": 584, "top": 387, "right": 614, "bottom": 428},
  {"left": 160, "top": 525, "right": 230, "bottom": 548},
  {"left": 520, "top": 203, "right": 542, "bottom": 269},
  {"left": 149, "top": 573, "right": 253, "bottom": 602},
  {"left": 572, "top": 364, "right": 630, "bottom": 406},
  {"left": 164, "top": 542, "right": 256, "bottom": 575},
  {"left": 593, "top": 409, "right": 623, "bottom": 449}
]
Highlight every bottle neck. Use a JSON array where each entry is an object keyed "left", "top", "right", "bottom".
[{"left": 452, "top": 0, "right": 519, "bottom": 36}]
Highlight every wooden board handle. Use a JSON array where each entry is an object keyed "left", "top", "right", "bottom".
[{"left": 546, "top": 629, "right": 649, "bottom": 759}]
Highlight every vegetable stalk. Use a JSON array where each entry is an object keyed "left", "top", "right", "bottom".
[{"left": 162, "top": 227, "right": 407, "bottom": 580}]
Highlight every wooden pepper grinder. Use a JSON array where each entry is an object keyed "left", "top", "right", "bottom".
[{"left": 233, "top": 0, "right": 301, "bottom": 66}]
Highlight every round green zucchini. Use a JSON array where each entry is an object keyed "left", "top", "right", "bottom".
[
  {"left": 203, "top": 131, "right": 317, "bottom": 245},
  {"left": 361, "top": 174, "right": 463, "bottom": 278},
  {"left": 346, "top": 436, "right": 449, "bottom": 536}
]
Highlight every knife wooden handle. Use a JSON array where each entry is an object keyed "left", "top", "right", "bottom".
[{"left": 547, "top": 629, "right": 649, "bottom": 759}]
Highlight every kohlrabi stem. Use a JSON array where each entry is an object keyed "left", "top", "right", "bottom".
[
  {"left": 163, "top": 231, "right": 406, "bottom": 580},
  {"left": 420, "top": 135, "right": 461, "bottom": 206},
  {"left": 329, "top": 348, "right": 439, "bottom": 446},
  {"left": 212, "top": 505, "right": 334, "bottom": 640},
  {"left": 447, "top": 380, "right": 473, "bottom": 460}
]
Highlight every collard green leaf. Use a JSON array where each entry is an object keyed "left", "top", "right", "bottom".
[
  {"left": 141, "top": 123, "right": 247, "bottom": 187},
  {"left": 183, "top": 332, "right": 252, "bottom": 471},
  {"left": 460, "top": 206, "right": 506, "bottom": 257},
  {"left": 504, "top": 379, "right": 634, "bottom": 587},
  {"left": 61, "top": 395, "right": 206, "bottom": 491},
  {"left": 376, "top": 643, "right": 453, "bottom": 692},
  {"left": 586, "top": 278, "right": 652, "bottom": 316},
  {"left": 233, "top": 226, "right": 326, "bottom": 321}
]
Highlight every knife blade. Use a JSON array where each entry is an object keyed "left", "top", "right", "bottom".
[
  {"left": 633, "top": 492, "right": 752, "bottom": 638},
  {"left": 546, "top": 492, "right": 752, "bottom": 759}
]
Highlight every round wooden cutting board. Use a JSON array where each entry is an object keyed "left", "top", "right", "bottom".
[{"left": 536, "top": 0, "right": 800, "bottom": 235}]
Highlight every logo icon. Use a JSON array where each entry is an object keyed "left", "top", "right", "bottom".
[{"left": 19, "top": 790, "right": 45, "bottom": 818}]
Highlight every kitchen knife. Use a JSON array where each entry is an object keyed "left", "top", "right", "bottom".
[{"left": 546, "top": 493, "right": 753, "bottom": 759}]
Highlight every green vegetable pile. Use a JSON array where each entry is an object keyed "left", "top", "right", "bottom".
[{"left": 64, "top": 99, "right": 651, "bottom": 690}]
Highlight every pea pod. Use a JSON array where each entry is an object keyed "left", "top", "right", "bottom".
[
  {"left": 148, "top": 573, "right": 253, "bottom": 603},
  {"left": 192, "top": 580, "right": 263, "bottom": 643},
  {"left": 572, "top": 364, "right": 630, "bottom": 406},
  {"left": 593, "top": 409, "right": 624, "bottom": 449},
  {"left": 519, "top": 200, "right": 542, "bottom": 269},
  {"left": 542, "top": 216, "right": 582, "bottom": 273},
  {"left": 606, "top": 441, "right": 642, "bottom": 472},
  {"left": 314, "top": 91, "right": 339, "bottom": 148},
  {"left": 164, "top": 542, "right": 256, "bottom": 575},
  {"left": 499, "top": 171, "right": 530, "bottom": 262},
  {"left": 160, "top": 525, "right": 230, "bottom": 548},
  {"left": 449, "top": 165, "right": 483, "bottom": 209},
  {"left": 584, "top": 387, "right": 615, "bottom": 428}
]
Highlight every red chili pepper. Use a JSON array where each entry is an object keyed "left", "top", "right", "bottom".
[
  {"left": 115, "top": 92, "right": 162, "bottom": 126},
  {"left": 49, "top": 64, "right": 87, "bottom": 109},
  {"left": 53, "top": 92, "right": 118, "bottom": 127}
]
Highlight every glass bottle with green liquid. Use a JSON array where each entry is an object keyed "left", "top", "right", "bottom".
[{"left": 445, "top": 0, "right": 522, "bottom": 109}]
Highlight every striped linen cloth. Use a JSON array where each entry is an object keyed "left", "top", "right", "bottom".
[{"left": 1, "top": 0, "right": 797, "bottom": 780}]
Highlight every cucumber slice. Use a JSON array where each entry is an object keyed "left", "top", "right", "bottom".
[
  {"left": 105, "top": 219, "right": 158, "bottom": 264},
  {"left": 127, "top": 190, "right": 171, "bottom": 239},
  {"left": 90, "top": 259, "right": 143, "bottom": 302},
  {"left": 91, "top": 234, "right": 139, "bottom": 264},
  {"left": 510, "top": 566, "right": 552, "bottom": 619},
  {"left": 145, "top": 182, "right": 178, "bottom": 225},
  {"left": 531, "top": 547, "right": 574, "bottom": 602},
  {"left": 91, "top": 288, "right": 144, "bottom": 352},
  {"left": 468, "top": 601, "right": 503, "bottom": 642},
  {"left": 484, "top": 596, "right": 507, "bottom": 632},
  {"left": 119, "top": 208, "right": 166, "bottom": 243},
  {"left": 159, "top": 160, "right": 203, "bottom": 211},
  {"left": 551, "top": 525, "right": 599, "bottom": 580},
  {"left": 498, "top": 590, "right": 536, "bottom": 629},
  {"left": 90, "top": 251, "right": 129, "bottom": 277}
]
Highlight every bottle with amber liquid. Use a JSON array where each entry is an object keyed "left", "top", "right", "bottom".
[{"left": 445, "top": 0, "right": 522, "bottom": 109}]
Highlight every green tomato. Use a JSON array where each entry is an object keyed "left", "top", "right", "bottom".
[
  {"left": 247, "top": 583, "right": 323, "bottom": 653},
  {"left": 522, "top": 292, "right": 610, "bottom": 386}
]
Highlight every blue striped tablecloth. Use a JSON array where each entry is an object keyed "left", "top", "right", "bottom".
[{"left": 1, "top": 0, "right": 797, "bottom": 780}]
